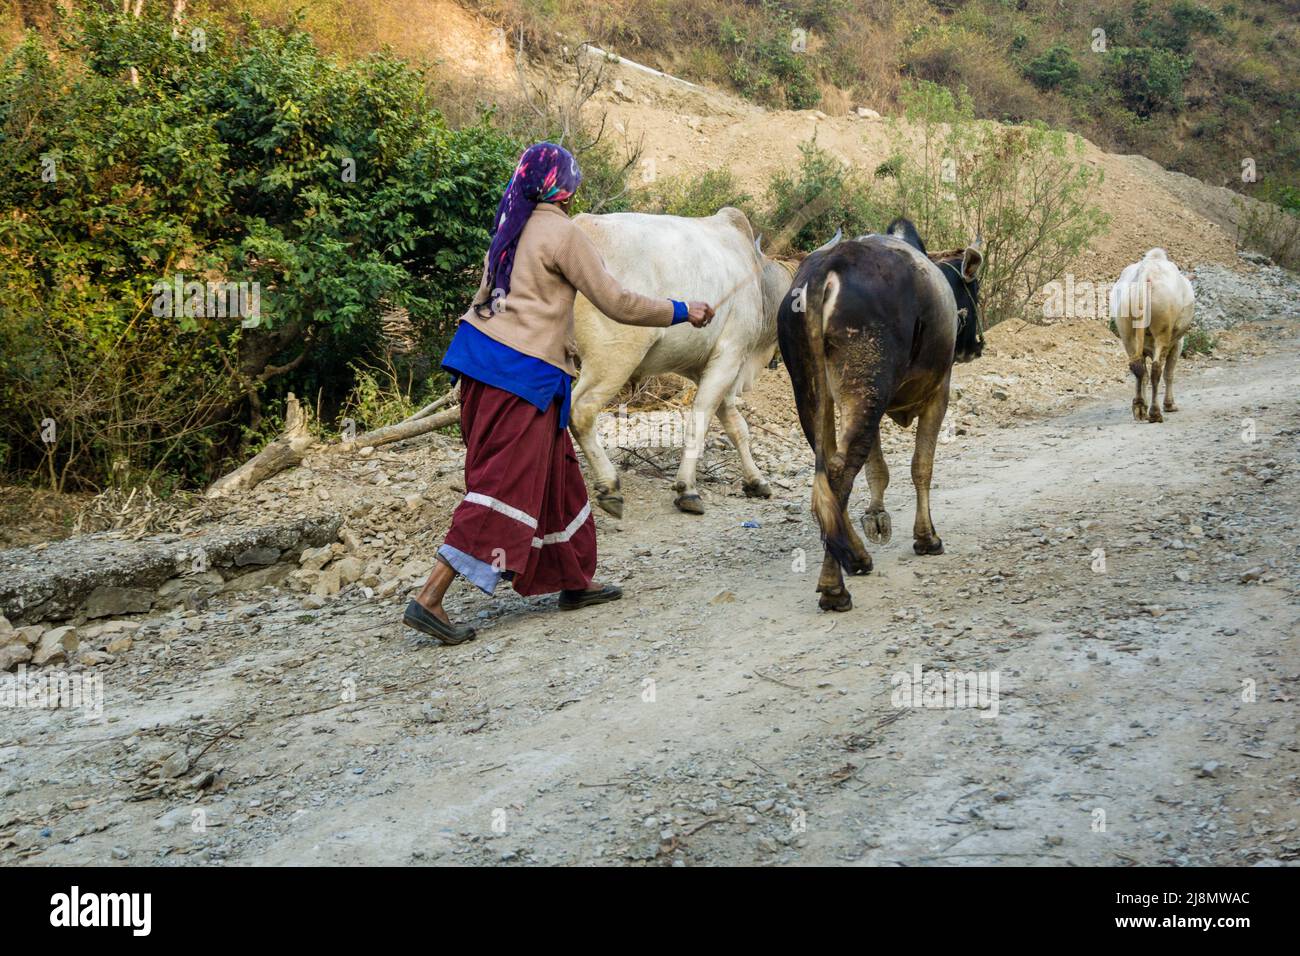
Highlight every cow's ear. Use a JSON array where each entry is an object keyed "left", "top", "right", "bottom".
[{"left": 961, "top": 246, "right": 984, "bottom": 282}]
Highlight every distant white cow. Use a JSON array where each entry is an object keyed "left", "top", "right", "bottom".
[
  {"left": 569, "top": 207, "right": 793, "bottom": 516},
  {"left": 1110, "top": 248, "right": 1196, "bottom": 423}
]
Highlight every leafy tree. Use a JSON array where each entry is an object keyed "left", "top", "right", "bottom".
[
  {"left": 1105, "top": 46, "right": 1191, "bottom": 116},
  {"left": 0, "top": 8, "right": 519, "bottom": 489},
  {"left": 1024, "top": 44, "right": 1081, "bottom": 92}
]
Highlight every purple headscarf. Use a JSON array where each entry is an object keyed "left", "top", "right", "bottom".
[{"left": 485, "top": 142, "right": 583, "bottom": 302}]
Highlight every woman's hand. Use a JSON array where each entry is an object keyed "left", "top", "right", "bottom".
[{"left": 686, "top": 302, "right": 716, "bottom": 328}]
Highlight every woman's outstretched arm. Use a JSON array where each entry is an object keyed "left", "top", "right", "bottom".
[{"left": 554, "top": 225, "right": 684, "bottom": 327}]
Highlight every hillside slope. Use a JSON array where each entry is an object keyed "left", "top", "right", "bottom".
[{"left": 402, "top": 1, "right": 1250, "bottom": 283}]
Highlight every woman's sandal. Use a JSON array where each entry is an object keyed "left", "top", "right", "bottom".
[
  {"left": 403, "top": 600, "right": 477, "bottom": 644},
  {"left": 558, "top": 583, "right": 623, "bottom": 611}
]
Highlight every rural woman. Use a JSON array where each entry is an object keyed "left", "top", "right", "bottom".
[{"left": 403, "top": 142, "right": 715, "bottom": 644}]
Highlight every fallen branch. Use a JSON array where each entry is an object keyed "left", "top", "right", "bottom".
[
  {"left": 205, "top": 393, "right": 317, "bottom": 498},
  {"left": 752, "top": 669, "right": 805, "bottom": 692},
  {"left": 349, "top": 405, "right": 460, "bottom": 450},
  {"left": 402, "top": 385, "right": 459, "bottom": 423},
  {"left": 754, "top": 421, "right": 798, "bottom": 444},
  {"left": 684, "top": 816, "right": 726, "bottom": 836}
]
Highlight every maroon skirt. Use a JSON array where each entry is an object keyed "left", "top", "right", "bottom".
[{"left": 442, "top": 376, "right": 596, "bottom": 596}]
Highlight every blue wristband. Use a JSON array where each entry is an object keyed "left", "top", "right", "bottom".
[{"left": 671, "top": 300, "right": 689, "bottom": 324}]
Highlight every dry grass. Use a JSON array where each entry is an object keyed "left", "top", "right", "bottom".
[
  {"left": 158, "top": 0, "right": 1300, "bottom": 207},
  {"left": 614, "top": 373, "right": 692, "bottom": 409}
]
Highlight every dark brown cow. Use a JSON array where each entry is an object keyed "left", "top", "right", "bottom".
[{"left": 777, "top": 218, "right": 984, "bottom": 611}]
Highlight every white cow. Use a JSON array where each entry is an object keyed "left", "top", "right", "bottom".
[
  {"left": 1109, "top": 248, "right": 1196, "bottom": 423},
  {"left": 569, "top": 207, "right": 793, "bottom": 516}
]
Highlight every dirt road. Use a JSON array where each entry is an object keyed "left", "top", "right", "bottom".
[{"left": 3, "top": 322, "right": 1297, "bottom": 866}]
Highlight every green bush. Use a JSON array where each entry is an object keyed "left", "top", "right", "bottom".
[
  {"left": 1135, "top": 1, "right": 1223, "bottom": 54},
  {"left": 759, "top": 140, "right": 885, "bottom": 252},
  {"left": 1260, "top": 183, "right": 1300, "bottom": 214},
  {"left": 719, "top": 11, "right": 820, "bottom": 110},
  {"left": 0, "top": 8, "right": 519, "bottom": 490},
  {"left": 1024, "top": 44, "right": 1081, "bottom": 92},
  {"left": 1105, "top": 46, "right": 1191, "bottom": 116},
  {"left": 1182, "top": 327, "right": 1217, "bottom": 356},
  {"left": 637, "top": 169, "right": 755, "bottom": 220}
]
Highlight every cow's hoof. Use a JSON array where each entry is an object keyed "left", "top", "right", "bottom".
[
  {"left": 596, "top": 494, "right": 624, "bottom": 519},
  {"left": 742, "top": 478, "right": 772, "bottom": 499},
  {"left": 818, "top": 587, "right": 853, "bottom": 612},
  {"left": 1163, "top": 401, "right": 1179, "bottom": 413},
  {"left": 674, "top": 493, "right": 705, "bottom": 515},
  {"left": 846, "top": 552, "right": 873, "bottom": 576},
  {"left": 913, "top": 536, "right": 944, "bottom": 555},
  {"left": 1147, "top": 407, "right": 1164, "bottom": 424},
  {"left": 1131, "top": 400, "right": 1147, "bottom": 422},
  {"left": 861, "top": 508, "right": 892, "bottom": 544}
]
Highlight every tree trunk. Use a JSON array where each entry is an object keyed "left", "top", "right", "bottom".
[{"left": 205, "top": 393, "right": 317, "bottom": 498}]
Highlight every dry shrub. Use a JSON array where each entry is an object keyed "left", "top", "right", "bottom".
[
  {"left": 902, "top": 26, "right": 1046, "bottom": 123},
  {"left": 836, "top": 12, "right": 904, "bottom": 109},
  {"left": 881, "top": 81, "right": 1109, "bottom": 327},
  {"left": 817, "top": 83, "right": 852, "bottom": 117},
  {"left": 221, "top": 0, "right": 383, "bottom": 57},
  {"left": 429, "top": 41, "right": 648, "bottom": 214},
  {"left": 1235, "top": 197, "right": 1300, "bottom": 270}
]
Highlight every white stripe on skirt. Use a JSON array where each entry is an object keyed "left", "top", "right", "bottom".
[
  {"left": 531, "top": 501, "right": 592, "bottom": 549},
  {"left": 463, "top": 491, "right": 539, "bottom": 529}
]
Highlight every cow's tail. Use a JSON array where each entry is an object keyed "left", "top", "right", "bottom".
[
  {"left": 1129, "top": 273, "right": 1150, "bottom": 379},
  {"left": 805, "top": 271, "right": 855, "bottom": 570}
]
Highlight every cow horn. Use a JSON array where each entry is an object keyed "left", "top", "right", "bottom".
[
  {"left": 814, "top": 227, "right": 842, "bottom": 253},
  {"left": 755, "top": 234, "right": 765, "bottom": 256}
]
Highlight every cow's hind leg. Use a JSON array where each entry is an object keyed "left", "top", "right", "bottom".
[
  {"left": 817, "top": 460, "right": 873, "bottom": 612},
  {"left": 911, "top": 392, "right": 948, "bottom": 555},
  {"left": 1163, "top": 339, "right": 1181, "bottom": 412},
  {"left": 815, "top": 407, "right": 878, "bottom": 614},
  {"left": 673, "top": 355, "right": 744, "bottom": 514},
  {"left": 860, "top": 430, "right": 892, "bottom": 544},
  {"left": 1129, "top": 356, "right": 1149, "bottom": 422},
  {"left": 1147, "top": 353, "right": 1164, "bottom": 423},
  {"left": 716, "top": 395, "right": 771, "bottom": 500},
  {"left": 569, "top": 348, "right": 648, "bottom": 518}
]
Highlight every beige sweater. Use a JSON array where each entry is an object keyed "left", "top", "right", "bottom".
[{"left": 460, "top": 203, "right": 674, "bottom": 376}]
